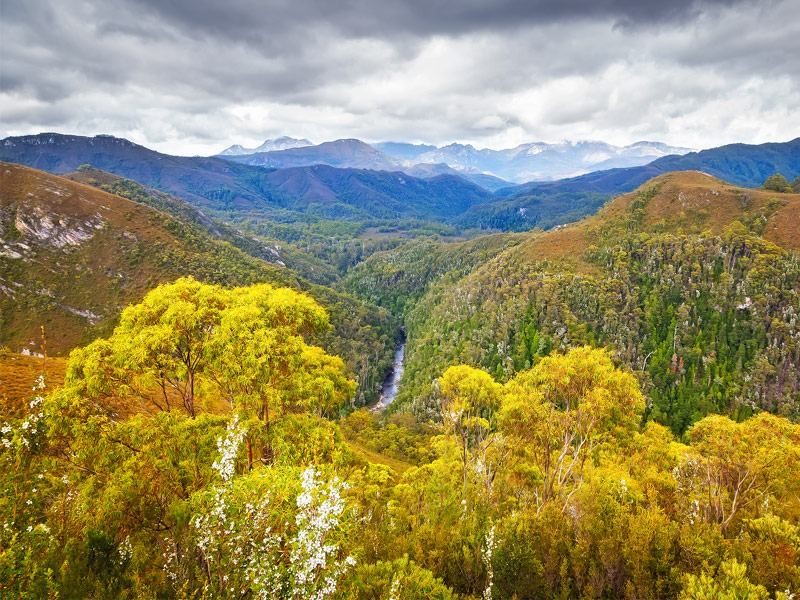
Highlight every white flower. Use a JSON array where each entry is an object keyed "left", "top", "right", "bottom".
[{"left": 212, "top": 415, "right": 246, "bottom": 482}]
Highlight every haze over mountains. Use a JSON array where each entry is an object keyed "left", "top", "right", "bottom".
[{"left": 219, "top": 137, "right": 694, "bottom": 183}]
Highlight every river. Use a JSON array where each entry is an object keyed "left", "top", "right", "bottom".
[{"left": 370, "top": 342, "right": 406, "bottom": 412}]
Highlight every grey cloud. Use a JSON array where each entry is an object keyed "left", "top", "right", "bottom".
[
  {"left": 1, "top": 0, "right": 797, "bottom": 154},
  {"left": 126, "top": 0, "right": 752, "bottom": 41}
]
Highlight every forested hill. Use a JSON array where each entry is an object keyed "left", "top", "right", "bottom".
[
  {"left": 64, "top": 166, "right": 341, "bottom": 285},
  {"left": 0, "top": 162, "right": 397, "bottom": 406},
  {"left": 349, "top": 170, "right": 800, "bottom": 431},
  {"left": 256, "top": 164, "right": 492, "bottom": 220}
]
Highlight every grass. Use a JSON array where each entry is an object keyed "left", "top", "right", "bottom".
[
  {"left": 0, "top": 350, "right": 67, "bottom": 416},
  {"left": 345, "top": 440, "right": 413, "bottom": 475}
]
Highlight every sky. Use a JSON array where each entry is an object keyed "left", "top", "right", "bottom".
[{"left": 1, "top": 0, "right": 798, "bottom": 156}]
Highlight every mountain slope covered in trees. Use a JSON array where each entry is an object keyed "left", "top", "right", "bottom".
[
  {"left": 0, "top": 163, "right": 397, "bottom": 406},
  {"left": 350, "top": 171, "right": 800, "bottom": 433}
]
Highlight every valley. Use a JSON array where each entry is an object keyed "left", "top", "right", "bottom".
[
  {"left": 6, "top": 0, "right": 800, "bottom": 596},
  {"left": 2, "top": 133, "right": 800, "bottom": 600}
]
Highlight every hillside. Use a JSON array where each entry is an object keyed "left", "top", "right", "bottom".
[
  {"left": 650, "top": 137, "right": 800, "bottom": 188},
  {"left": 512, "top": 170, "right": 800, "bottom": 259},
  {"left": 0, "top": 161, "right": 284, "bottom": 354},
  {"left": 0, "top": 163, "right": 398, "bottom": 405},
  {"left": 64, "top": 167, "right": 340, "bottom": 285},
  {"left": 262, "top": 164, "right": 492, "bottom": 220},
  {"left": 349, "top": 171, "right": 800, "bottom": 431},
  {"left": 339, "top": 232, "right": 528, "bottom": 314}
]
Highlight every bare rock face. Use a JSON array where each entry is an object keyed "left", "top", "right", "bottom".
[{"left": 13, "top": 206, "right": 104, "bottom": 250}]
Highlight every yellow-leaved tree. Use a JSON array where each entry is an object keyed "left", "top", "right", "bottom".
[
  {"left": 49, "top": 278, "right": 355, "bottom": 466},
  {"left": 501, "top": 346, "right": 644, "bottom": 511},
  {"left": 439, "top": 364, "right": 505, "bottom": 506}
]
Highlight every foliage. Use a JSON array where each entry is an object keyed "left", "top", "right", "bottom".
[
  {"left": 5, "top": 336, "right": 800, "bottom": 599},
  {"left": 680, "top": 559, "right": 769, "bottom": 600},
  {"left": 762, "top": 173, "right": 793, "bottom": 193},
  {"left": 349, "top": 555, "right": 455, "bottom": 600},
  {"left": 53, "top": 278, "right": 354, "bottom": 423},
  {"left": 339, "top": 409, "right": 436, "bottom": 465},
  {"left": 456, "top": 190, "right": 611, "bottom": 232},
  {"left": 680, "top": 413, "right": 800, "bottom": 532},
  {"left": 501, "top": 347, "right": 644, "bottom": 508}
]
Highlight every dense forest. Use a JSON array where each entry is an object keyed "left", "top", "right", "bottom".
[{"left": 2, "top": 166, "right": 800, "bottom": 599}]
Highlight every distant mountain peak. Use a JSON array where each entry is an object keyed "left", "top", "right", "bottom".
[
  {"left": 218, "top": 136, "right": 312, "bottom": 156},
  {"left": 326, "top": 138, "right": 371, "bottom": 146}
]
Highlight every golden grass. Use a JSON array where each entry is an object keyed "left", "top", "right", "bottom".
[
  {"left": 638, "top": 171, "right": 800, "bottom": 247},
  {"left": 345, "top": 440, "right": 413, "bottom": 475},
  {"left": 0, "top": 351, "right": 67, "bottom": 416}
]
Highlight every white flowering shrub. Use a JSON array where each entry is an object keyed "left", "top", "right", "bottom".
[
  {"left": 1, "top": 375, "right": 51, "bottom": 533},
  {"left": 1, "top": 375, "right": 47, "bottom": 454},
  {"left": 482, "top": 525, "right": 496, "bottom": 600},
  {"left": 0, "top": 375, "right": 63, "bottom": 598},
  {"left": 212, "top": 414, "right": 246, "bottom": 482},
  {"left": 191, "top": 464, "right": 355, "bottom": 599}
]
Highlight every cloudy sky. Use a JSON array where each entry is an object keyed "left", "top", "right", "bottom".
[{"left": 1, "top": 0, "right": 798, "bottom": 155}]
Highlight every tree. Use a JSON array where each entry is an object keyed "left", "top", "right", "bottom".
[
  {"left": 761, "top": 173, "right": 792, "bottom": 193},
  {"left": 55, "top": 278, "right": 354, "bottom": 423},
  {"left": 682, "top": 413, "right": 800, "bottom": 532},
  {"left": 439, "top": 365, "right": 504, "bottom": 506},
  {"left": 680, "top": 559, "right": 769, "bottom": 600},
  {"left": 500, "top": 346, "right": 644, "bottom": 510},
  {"left": 790, "top": 175, "right": 800, "bottom": 193},
  {"left": 50, "top": 278, "right": 355, "bottom": 471}
]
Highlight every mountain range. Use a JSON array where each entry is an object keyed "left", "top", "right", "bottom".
[
  {"left": 466, "top": 137, "right": 800, "bottom": 231},
  {"left": 2, "top": 133, "right": 799, "bottom": 234},
  {"left": 219, "top": 138, "right": 693, "bottom": 183},
  {"left": 0, "top": 133, "right": 493, "bottom": 222}
]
